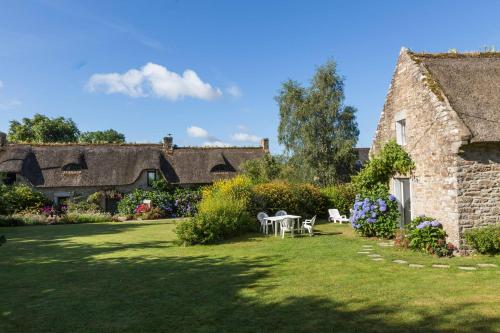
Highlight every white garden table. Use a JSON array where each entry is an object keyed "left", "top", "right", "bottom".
[{"left": 264, "top": 215, "right": 302, "bottom": 237}]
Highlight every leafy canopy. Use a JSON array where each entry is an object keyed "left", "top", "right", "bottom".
[
  {"left": 352, "top": 140, "right": 415, "bottom": 197},
  {"left": 7, "top": 113, "right": 126, "bottom": 144},
  {"left": 276, "top": 60, "right": 359, "bottom": 186},
  {"left": 79, "top": 129, "right": 126, "bottom": 144},
  {"left": 8, "top": 114, "right": 80, "bottom": 143}
]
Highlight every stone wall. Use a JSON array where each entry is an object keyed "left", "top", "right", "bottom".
[
  {"left": 371, "top": 48, "right": 472, "bottom": 247},
  {"left": 456, "top": 143, "right": 500, "bottom": 245}
]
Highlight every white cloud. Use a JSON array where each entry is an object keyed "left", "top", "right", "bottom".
[
  {"left": 226, "top": 84, "right": 242, "bottom": 98},
  {"left": 187, "top": 126, "right": 209, "bottom": 139},
  {"left": 86, "top": 63, "right": 222, "bottom": 101},
  {"left": 232, "top": 132, "right": 261, "bottom": 143},
  {"left": 187, "top": 126, "right": 230, "bottom": 147}
]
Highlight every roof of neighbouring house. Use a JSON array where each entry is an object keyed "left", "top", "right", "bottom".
[
  {"left": 0, "top": 143, "right": 266, "bottom": 188},
  {"left": 407, "top": 50, "right": 500, "bottom": 143},
  {"left": 355, "top": 148, "right": 370, "bottom": 163}
]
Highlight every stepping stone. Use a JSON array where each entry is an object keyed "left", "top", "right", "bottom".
[
  {"left": 357, "top": 251, "right": 370, "bottom": 254},
  {"left": 367, "top": 254, "right": 382, "bottom": 258},
  {"left": 372, "top": 258, "right": 384, "bottom": 261},
  {"left": 432, "top": 264, "right": 450, "bottom": 269},
  {"left": 362, "top": 246, "right": 373, "bottom": 249},
  {"left": 477, "top": 264, "right": 497, "bottom": 268},
  {"left": 409, "top": 264, "right": 424, "bottom": 268},
  {"left": 458, "top": 266, "right": 477, "bottom": 271},
  {"left": 378, "top": 242, "right": 394, "bottom": 247},
  {"left": 393, "top": 259, "right": 408, "bottom": 264}
]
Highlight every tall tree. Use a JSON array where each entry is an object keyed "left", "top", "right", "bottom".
[
  {"left": 276, "top": 60, "right": 359, "bottom": 186},
  {"left": 8, "top": 114, "right": 80, "bottom": 143},
  {"left": 79, "top": 129, "right": 125, "bottom": 144}
]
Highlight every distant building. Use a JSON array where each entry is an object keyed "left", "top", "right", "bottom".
[
  {"left": 0, "top": 134, "right": 268, "bottom": 210},
  {"left": 371, "top": 48, "right": 499, "bottom": 248}
]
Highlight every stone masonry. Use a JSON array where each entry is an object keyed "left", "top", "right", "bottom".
[{"left": 371, "top": 48, "right": 499, "bottom": 249}]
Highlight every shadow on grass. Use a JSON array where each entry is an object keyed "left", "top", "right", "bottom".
[{"left": 0, "top": 225, "right": 498, "bottom": 333}]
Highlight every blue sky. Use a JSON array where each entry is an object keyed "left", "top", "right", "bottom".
[{"left": 1, "top": 0, "right": 499, "bottom": 152}]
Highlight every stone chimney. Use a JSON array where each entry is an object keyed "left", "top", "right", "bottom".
[
  {"left": 260, "top": 138, "right": 269, "bottom": 153},
  {"left": 0, "top": 132, "right": 6, "bottom": 147},
  {"left": 163, "top": 135, "right": 173, "bottom": 154}
]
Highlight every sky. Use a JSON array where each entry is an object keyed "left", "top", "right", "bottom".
[{"left": 1, "top": 0, "right": 499, "bottom": 152}]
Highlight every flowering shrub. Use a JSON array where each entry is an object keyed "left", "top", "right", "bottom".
[
  {"left": 0, "top": 184, "right": 48, "bottom": 215},
  {"left": 350, "top": 193, "right": 399, "bottom": 238},
  {"left": 135, "top": 203, "right": 151, "bottom": 214},
  {"left": 408, "top": 216, "right": 454, "bottom": 256}
]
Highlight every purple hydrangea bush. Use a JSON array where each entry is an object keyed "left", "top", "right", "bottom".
[
  {"left": 408, "top": 215, "right": 454, "bottom": 256},
  {"left": 350, "top": 193, "right": 399, "bottom": 238}
]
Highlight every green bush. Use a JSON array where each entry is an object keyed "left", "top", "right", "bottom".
[
  {"left": 0, "top": 215, "right": 27, "bottom": 227},
  {"left": 176, "top": 176, "right": 255, "bottom": 245},
  {"left": 251, "top": 181, "right": 326, "bottom": 217},
  {"left": 60, "top": 212, "right": 112, "bottom": 224},
  {"left": 67, "top": 197, "right": 102, "bottom": 214},
  {"left": 0, "top": 184, "right": 48, "bottom": 215},
  {"left": 464, "top": 225, "right": 500, "bottom": 255},
  {"left": 407, "top": 216, "right": 454, "bottom": 256},
  {"left": 176, "top": 197, "right": 253, "bottom": 245},
  {"left": 321, "top": 183, "right": 356, "bottom": 215}
]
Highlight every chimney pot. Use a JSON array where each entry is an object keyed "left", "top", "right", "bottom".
[
  {"left": 163, "top": 136, "right": 173, "bottom": 153},
  {"left": 0, "top": 132, "right": 6, "bottom": 147},
  {"left": 261, "top": 138, "right": 269, "bottom": 153}
]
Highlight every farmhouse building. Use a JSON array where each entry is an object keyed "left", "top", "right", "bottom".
[
  {"left": 0, "top": 135, "right": 268, "bottom": 209},
  {"left": 371, "top": 48, "right": 500, "bottom": 249}
]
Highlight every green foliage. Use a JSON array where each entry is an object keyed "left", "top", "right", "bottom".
[
  {"left": 0, "top": 184, "right": 48, "bottom": 215},
  {"left": 251, "top": 181, "right": 326, "bottom": 217},
  {"left": 351, "top": 191, "right": 400, "bottom": 239},
  {"left": 117, "top": 189, "right": 172, "bottom": 215},
  {"left": 352, "top": 140, "right": 414, "bottom": 197},
  {"left": 321, "top": 183, "right": 356, "bottom": 215},
  {"left": 176, "top": 198, "right": 253, "bottom": 245},
  {"left": 276, "top": 60, "right": 359, "bottom": 185},
  {"left": 59, "top": 213, "right": 112, "bottom": 224},
  {"left": 79, "top": 129, "right": 126, "bottom": 143},
  {"left": 176, "top": 176, "right": 255, "bottom": 245},
  {"left": 66, "top": 196, "right": 102, "bottom": 214},
  {"left": 0, "top": 234, "right": 5, "bottom": 246},
  {"left": 407, "top": 216, "right": 452, "bottom": 256},
  {"left": 464, "top": 226, "right": 500, "bottom": 255},
  {"left": 8, "top": 113, "right": 80, "bottom": 143},
  {"left": 240, "top": 154, "right": 283, "bottom": 183}
]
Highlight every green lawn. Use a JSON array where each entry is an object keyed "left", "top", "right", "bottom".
[{"left": 1, "top": 220, "right": 499, "bottom": 333}]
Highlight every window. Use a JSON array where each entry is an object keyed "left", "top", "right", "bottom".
[
  {"left": 147, "top": 170, "right": 157, "bottom": 187},
  {"left": 1, "top": 172, "right": 16, "bottom": 185},
  {"left": 396, "top": 119, "right": 406, "bottom": 145}
]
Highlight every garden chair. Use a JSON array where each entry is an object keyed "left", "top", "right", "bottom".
[
  {"left": 301, "top": 215, "right": 317, "bottom": 236},
  {"left": 257, "top": 212, "right": 272, "bottom": 234},
  {"left": 279, "top": 218, "right": 294, "bottom": 239},
  {"left": 328, "top": 209, "right": 349, "bottom": 224},
  {"left": 275, "top": 210, "right": 287, "bottom": 217}
]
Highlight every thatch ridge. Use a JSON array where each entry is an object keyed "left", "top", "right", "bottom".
[{"left": 406, "top": 49, "right": 500, "bottom": 143}]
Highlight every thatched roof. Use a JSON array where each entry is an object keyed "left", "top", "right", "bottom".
[
  {"left": 409, "top": 51, "right": 500, "bottom": 143},
  {"left": 0, "top": 143, "right": 265, "bottom": 188}
]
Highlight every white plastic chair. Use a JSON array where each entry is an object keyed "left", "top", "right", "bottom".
[
  {"left": 275, "top": 210, "right": 287, "bottom": 217},
  {"left": 257, "top": 212, "right": 272, "bottom": 234},
  {"left": 301, "top": 215, "right": 317, "bottom": 236},
  {"left": 328, "top": 209, "right": 349, "bottom": 223},
  {"left": 279, "top": 218, "right": 294, "bottom": 238}
]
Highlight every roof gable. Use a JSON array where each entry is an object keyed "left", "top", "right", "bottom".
[{"left": 408, "top": 51, "right": 500, "bottom": 143}]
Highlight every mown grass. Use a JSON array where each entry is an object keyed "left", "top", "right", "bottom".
[{"left": 1, "top": 220, "right": 499, "bottom": 333}]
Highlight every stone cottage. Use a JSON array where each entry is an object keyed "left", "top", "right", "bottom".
[
  {"left": 371, "top": 48, "right": 500, "bottom": 248},
  {"left": 0, "top": 134, "right": 268, "bottom": 211}
]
